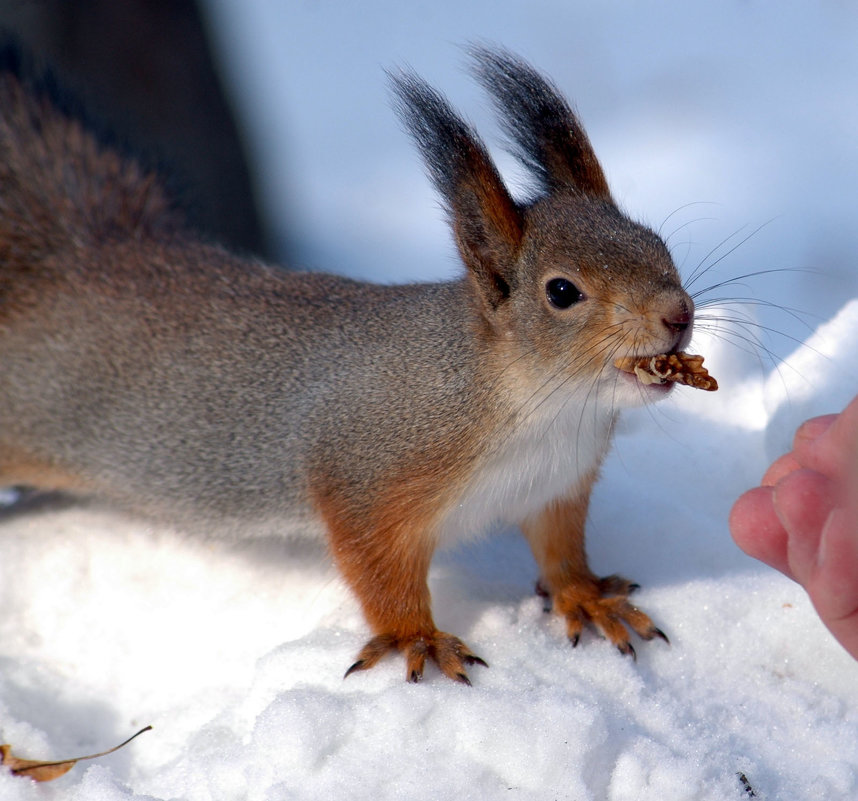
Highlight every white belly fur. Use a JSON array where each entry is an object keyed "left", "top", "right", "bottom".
[{"left": 438, "top": 390, "right": 615, "bottom": 544}]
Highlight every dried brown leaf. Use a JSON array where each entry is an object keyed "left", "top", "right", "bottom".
[{"left": 1, "top": 725, "right": 152, "bottom": 783}]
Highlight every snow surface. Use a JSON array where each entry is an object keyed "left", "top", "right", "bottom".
[{"left": 1, "top": 2, "right": 857, "bottom": 800}]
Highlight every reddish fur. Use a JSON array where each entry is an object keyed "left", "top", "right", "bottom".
[
  {"left": 312, "top": 447, "right": 489, "bottom": 682},
  {"left": 324, "top": 492, "right": 438, "bottom": 641},
  {"left": 521, "top": 474, "right": 663, "bottom": 652},
  {"left": 451, "top": 139, "right": 524, "bottom": 320},
  {"left": 461, "top": 147, "right": 523, "bottom": 257},
  {"left": 0, "top": 449, "right": 93, "bottom": 493},
  {"left": 571, "top": 148, "right": 610, "bottom": 200},
  {"left": 521, "top": 475, "right": 597, "bottom": 590}
]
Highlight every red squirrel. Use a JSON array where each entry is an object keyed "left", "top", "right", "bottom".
[{"left": 0, "top": 44, "right": 694, "bottom": 683}]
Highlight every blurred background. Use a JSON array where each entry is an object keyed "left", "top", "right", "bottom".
[{"left": 2, "top": 0, "right": 856, "bottom": 365}]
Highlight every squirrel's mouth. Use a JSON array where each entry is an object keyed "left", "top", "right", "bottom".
[{"left": 615, "top": 363, "right": 675, "bottom": 394}]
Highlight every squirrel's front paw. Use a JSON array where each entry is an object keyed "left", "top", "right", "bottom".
[
  {"left": 345, "top": 631, "right": 488, "bottom": 684},
  {"left": 543, "top": 575, "right": 668, "bottom": 658}
]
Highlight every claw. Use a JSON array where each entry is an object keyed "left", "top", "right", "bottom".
[
  {"left": 652, "top": 627, "right": 670, "bottom": 645},
  {"left": 618, "top": 642, "right": 637, "bottom": 661},
  {"left": 553, "top": 574, "right": 667, "bottom": 660},
  {"left": 344, "top": 660, "right": 366, "bottom": 680},
  {"left": 598, "top": 574, "right": 637, "bottom": 595},
  {"left": 347, "top": 631, "right": 484, "bottom": 684},
  {"left": 344, "top": 632, "right": 398, "bottom": 679},
  {"left": 535, "top": 580, "right": 552, "bottom": 612}
]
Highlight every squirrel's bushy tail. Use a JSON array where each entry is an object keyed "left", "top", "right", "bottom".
[{"left": 0, "top": 41, "right": 181, "bottom": 285}]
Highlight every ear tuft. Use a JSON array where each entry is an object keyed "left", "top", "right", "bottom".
[
  {"left": 469, "top": 45, "right": 611, "bottom": 200},
  {"left": 389, "top": 68, "right": 523, "bottom": 310}
]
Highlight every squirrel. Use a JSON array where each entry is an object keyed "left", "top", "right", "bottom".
[{"left": 0, "top": 43, "right": 694, "bottom": 684}]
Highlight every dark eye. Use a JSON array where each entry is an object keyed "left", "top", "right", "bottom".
[{"left": 546, "top": 278, "right": 584, "bottom": 309}]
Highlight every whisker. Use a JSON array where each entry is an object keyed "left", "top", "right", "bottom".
[
  {"left": 695, "top": 297, "right": 817, "bottom": 334},
  {"left": 695, "top": 313, "right": 819, "bottom": 354},
  {"left": 689, "top": 267, "right": 815, "bottom": 299},
  {"left": 519, "top": 326, "right": 627, "bottom": 441},
  {"left": 684, "top": 219, "right": 777, "bottom": 291},
  {"left": 480, "top": 323, "right": 630, "bottom": 468},
  {"left": 656, "top": 201, "right": 720, "bottom": 239},
  {"left": 681, "top": 223, "right": 752, "bottom": 290},
  {"left": 662, "top": 215, "right": 719, "bottom": 250}
]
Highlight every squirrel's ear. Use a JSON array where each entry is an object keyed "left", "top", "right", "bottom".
[
  {"left": 470, "top": 45, "right": 611, "bottom": 200},
  {"left": 389, "top": 70, "right": 523, "bottom": 310}
]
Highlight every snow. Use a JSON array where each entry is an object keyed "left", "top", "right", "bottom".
[{"left": 1, "top": 2, "right": 857, "bottom": 800}]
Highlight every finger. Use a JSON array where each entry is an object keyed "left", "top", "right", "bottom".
[
  {"left": 792, "top": 414, "right": 837, "bottom": 451},
  {"left": 807, "top": 507, "right": 858, "bottom": 660},
  {"left": 794, "top": 397, "right": 858, "bottom": 479},
  {"left": 762, "top": 413, "right": 837, "bottom": 486},
  {"left": 811, "top": 507, "right": 858, "bottom": 621},
  {"left": 729, "top": 486, "right": 793, "bottom": 579},
  {"left": 772, "top": 468, "right": 837, "bottom": 586},
  {"left": 761, "top": 452, "right": 802, "bottom": 487}
]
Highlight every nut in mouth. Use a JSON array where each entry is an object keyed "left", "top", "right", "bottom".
[{"left": 614, "top": 351, "right": 718, "bottom": 392}]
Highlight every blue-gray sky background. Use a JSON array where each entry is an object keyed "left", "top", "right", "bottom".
[{"left": 204, "top": 0, "right": 857, "bottom": 347}]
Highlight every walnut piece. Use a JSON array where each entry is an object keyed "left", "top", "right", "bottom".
[{"left": 614, "top": 351, "right": 718, "bottom": 391}]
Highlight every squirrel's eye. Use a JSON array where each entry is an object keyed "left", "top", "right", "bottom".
[{"left": 546, "top": 278, "right": 584, "bottom": 309}]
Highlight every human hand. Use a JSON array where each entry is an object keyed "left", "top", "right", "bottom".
[{"left": 729, "top": 395, "right": 858, "bottom": 660}]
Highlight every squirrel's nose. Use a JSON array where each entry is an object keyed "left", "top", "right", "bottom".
[
  {"left": 661, "top": 298, "right": 693, "bottom": 350},
  {"left": 662, "top": 309, "right": 690, "bottom": 333}
]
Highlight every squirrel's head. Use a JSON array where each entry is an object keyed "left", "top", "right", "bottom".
[{"left": 390, "top": 46, "right": 692, "bottom": 407}]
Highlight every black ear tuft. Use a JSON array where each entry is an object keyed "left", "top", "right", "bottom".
[
  {"left": 388, "top": 68, "right": 523, "bottom": 310},
  {"left": 388, "top": 69, "right": 483, "bottom": 220},
  {"left": 469, "top": 45, "right": 611, "bottom": 200}
]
